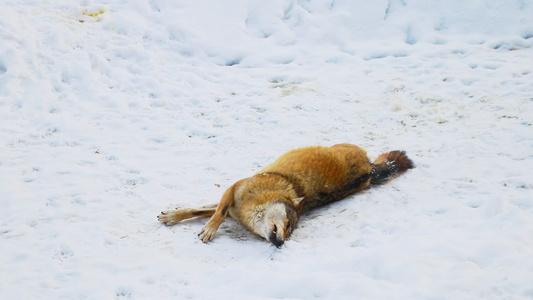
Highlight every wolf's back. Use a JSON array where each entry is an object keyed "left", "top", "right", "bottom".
[{"left": 258, "top": 145, "right": 413, "bottom": 213}]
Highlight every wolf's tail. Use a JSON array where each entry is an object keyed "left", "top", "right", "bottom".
[{"left": 370, "top": 151, "right": 414, "bottom": 185}]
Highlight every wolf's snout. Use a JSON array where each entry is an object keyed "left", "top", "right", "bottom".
[
  {"left": 269, "top": 233, "right": 284, "bottom": 248},
  {"left": 268, "top": 229, "right": 285, "bottom": 248}
]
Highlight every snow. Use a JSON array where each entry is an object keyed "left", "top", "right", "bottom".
[{"left": 1, "top": 0, "right": 532, "bottom": 299}]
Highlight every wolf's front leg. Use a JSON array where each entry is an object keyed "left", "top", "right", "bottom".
[
  {"left": 158, "top": 209, "right": 186, "bottom": 226},
  {"left": 198, "top": 202, "right": 231, "bottom": 242},
  {"left": 158, "top": 205, "right": 217, "bottom": 226},
  {"left": 198, "top": 180, "right": 243, "bottom": 243}
]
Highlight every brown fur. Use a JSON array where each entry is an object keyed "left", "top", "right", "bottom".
[{"left": 158, "top": 143, "right": 414, "bottom": 247}]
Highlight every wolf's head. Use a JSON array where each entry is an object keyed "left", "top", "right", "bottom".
[{"left": 258, "top": 198, "right": 302, "bottom": 248}]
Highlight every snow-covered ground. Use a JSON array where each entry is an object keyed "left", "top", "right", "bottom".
[{"left": 1, "top": 0, "right": 532, "bottom": 299}]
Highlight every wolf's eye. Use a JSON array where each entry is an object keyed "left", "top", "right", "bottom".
[
  {"left": 272, "top": 225, "right": 277, "bottom": 233},
  {"left": 286, "top": 221, "right": 291, "bottom": 230}
]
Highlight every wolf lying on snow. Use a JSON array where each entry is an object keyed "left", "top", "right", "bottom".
[{"left": 158, "top": 143, "right": 414, "bottom": 247}]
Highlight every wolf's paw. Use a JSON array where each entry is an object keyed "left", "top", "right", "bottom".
[
  {"left": 158, "top": 210, "right": 181, "bottom": 226},
  {"left": 198, "top": 225, "right": 217, "bottom": 243}
]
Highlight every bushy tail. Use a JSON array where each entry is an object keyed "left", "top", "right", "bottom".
[{"left": 371, "top": 151, "right": 414, "bottom": 185}]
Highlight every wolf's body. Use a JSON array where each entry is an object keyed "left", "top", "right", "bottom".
[{"left": 158, "top": 143, "right": 414, "bottom": 247}]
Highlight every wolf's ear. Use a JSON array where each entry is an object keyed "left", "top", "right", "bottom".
[{"left": 292, "top": 197, "right": 304, "bottom": 208}]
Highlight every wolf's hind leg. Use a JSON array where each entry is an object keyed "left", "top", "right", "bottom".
[{"left": 158, "top": 205, "right": 217, "bottom": 226}]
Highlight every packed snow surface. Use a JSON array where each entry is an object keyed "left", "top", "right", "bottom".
[{"left": 1, "top": 0, "right": 532, "bottom": 299}]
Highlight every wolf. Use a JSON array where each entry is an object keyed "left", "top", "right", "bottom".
[{"left": 158, "top": 143, "right": 414, "bottom": 247}]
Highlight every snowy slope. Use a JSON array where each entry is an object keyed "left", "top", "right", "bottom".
[{"left": 1, "top": 0, "right": 532, "bottom": 299}]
